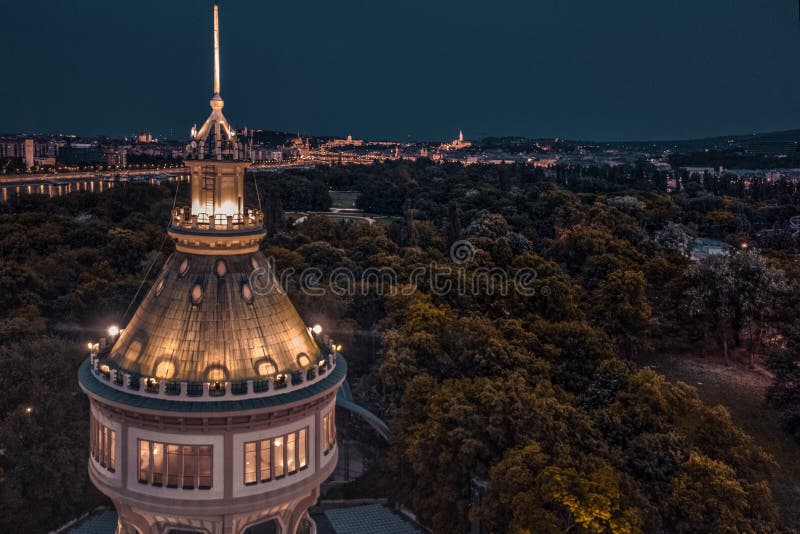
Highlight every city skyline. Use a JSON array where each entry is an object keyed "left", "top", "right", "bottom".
[{"left": 3, "top": 0, "right": 800, "bottom": 142}]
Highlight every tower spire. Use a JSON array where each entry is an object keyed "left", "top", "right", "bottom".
[{"left": 213, "top": 1, "right": 221, "bottom": 98}]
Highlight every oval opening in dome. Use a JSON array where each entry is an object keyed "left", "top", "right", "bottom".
[
  {"left": 126, "top": 340, "right": 143, "bottom": 361},
  {"left": 179, "top": 258, "right": 190, "bottom": 277},
  {"left": 256, "top": 360, "right": 277, "bottom": 377},
  {"left": 155, "top": 360, "right": 175, "bottom": 379},
  {"left": 215, "top": 259, "right": 227, "bottom": 278},
  {"left": 241, "top": 282, "right": 254, "bottom": 304},
  {"left": 205, "top": 367, "right": 228, "bottom": 382},
  {"left": 191, "top": 283, "right": 203, "bottom": 304},
  {"left": 250, "top": 256, "right": 260, "bottom": 270},
  {"left": 297, "top": 352, "right": 311, "bottom": 367}
]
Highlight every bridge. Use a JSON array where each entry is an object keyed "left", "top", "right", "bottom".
[{"left": 336, "top": 380, "right": 391, "bottom": 442}]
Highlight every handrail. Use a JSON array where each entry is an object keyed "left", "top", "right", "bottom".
[
  {"left": 170, "top": 208, "right": 264, "bottom": 232},
  {"left": 89, "top": 351, "right": 337, "bottom": 402}
]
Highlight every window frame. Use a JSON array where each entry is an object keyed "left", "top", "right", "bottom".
[{"left": 136, "top": 439, "right": 212, "bottom": 490}]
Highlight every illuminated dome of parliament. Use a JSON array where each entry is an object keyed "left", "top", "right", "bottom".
[{"left": 106, "top": 252, "right": 322, "bottom": 383}]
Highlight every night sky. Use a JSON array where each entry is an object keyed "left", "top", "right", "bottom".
[{"left": 3, "top": 0, "right": 800, "bottom": 141}]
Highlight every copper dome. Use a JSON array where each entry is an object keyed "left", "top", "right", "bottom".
[{"left": 106, "top": 251, "right": 321, "bottom": 383}]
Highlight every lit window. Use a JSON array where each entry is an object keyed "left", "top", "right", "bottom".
[
  {"left": 259, "top": 440, "right": 271, "bottom": 482},
  {"left": 136, "top": 440, "right": 212, "bottom": 490},
  {"left": 109, "top": 431, "right": 116, "bottom": 471},
  {"left": 198, "top": 446, "right": 213, "bottom": 489},
  {"left": 298, "top": 428, "right": 307, "bottom": 469},
  {"left": 244, "top": 442, "right": 257, "bottom": 485},
  {"left": 138, "top": 440, "right": 150, "bottom": 483},
  {"left": 152, "top": 442, "right": 165, "bottom": 486},
  {"left": 167, "top": 444, "right": 180, "bottom": 487},
  {"left": 243, "top": 427, "right": 309, "bottom": 486},
  {"left": 274, "top": 437, "right": 285, "bottom": 478},
  {"left": 287, "top": 433, "right": 296, "bottom": 474},
  {"left": 183, "top": 446, "right": 196, "bottom": 489},
  {"left": 323, "top": 411, "right": 336, "bottom": 455},
  {"left": 90, "top": 414, "right": 116, "bottom": 473}
]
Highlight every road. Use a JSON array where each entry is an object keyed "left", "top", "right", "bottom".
[{"left": 0, "top": 159, "right": 325, "bottom": 186}]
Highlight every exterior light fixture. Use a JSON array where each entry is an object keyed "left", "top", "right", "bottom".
[
  {"left": 312, "top": 324, "right": 322, "bottom": 335},
  {"left": 108, "top": 325, "right": 120, "bottom": 337}
]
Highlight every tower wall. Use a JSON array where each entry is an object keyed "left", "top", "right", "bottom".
[{"left": 85, "top": 383, "right": 340, "bottom": 534}]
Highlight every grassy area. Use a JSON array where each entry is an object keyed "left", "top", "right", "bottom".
[
  {"left": 330, "top": 190, "right": 360, "bottom": 210},
  {"left": 638, "top": 351, "right": 800, "bottom": 529}
]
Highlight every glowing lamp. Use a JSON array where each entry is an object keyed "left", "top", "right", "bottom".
[
  {"left": 108, "top": 325, "right": 120, "bottom": 337},
  {"left": 312, "top": 324, "right": 322, "bottom": 335}
]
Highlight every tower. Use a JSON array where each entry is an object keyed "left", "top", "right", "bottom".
[{"left": 78, "top": 3, "right": 345, "bottom": 533}]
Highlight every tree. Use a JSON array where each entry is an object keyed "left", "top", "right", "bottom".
[
  {"left": 446, "top": 202, "right": 462, "bottom": 247},
  {"left": 654, "top": 222, "right": 694, "bottom": 257},
  {"left": 665, "top": 453, "right": 778, "bottom": 533},
  {"left": 589, "top": 270, "right": 654, "bottom": 359},
  {"left": 483, "top": 444, "right": 645, "bottom": 534},
  {"left": 728, "top": 251, "right": 789, "bottom": 367},
  {"left": 684, "top": 255, "right": 736, "bottom": 364},
  {"left": 767, "top": 325, "right": 800, "bottom": 443}
]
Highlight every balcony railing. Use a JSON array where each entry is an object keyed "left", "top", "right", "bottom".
[
  {"left": 170, "top": 208, "right": 264, "bottom": 232},
  {"left": 90, "top": 351, "right": 337, "bottom": 402}
]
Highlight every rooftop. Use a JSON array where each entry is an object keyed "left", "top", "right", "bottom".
[
  {"left": 104, "top": 251, "right": 322, "bottom": 384},
  {"left": 314, "top": 504, "right": 423, "bottom": 534}
]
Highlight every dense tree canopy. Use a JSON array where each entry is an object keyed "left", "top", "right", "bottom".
[{"left": 0, "top": 159, "right": 798, "bottom": 532}]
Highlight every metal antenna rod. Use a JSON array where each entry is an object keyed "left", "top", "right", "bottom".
[{"left": 213, "top": 1, "right": 221, "bottom": 97}]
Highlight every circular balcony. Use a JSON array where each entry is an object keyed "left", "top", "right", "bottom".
[
  {"left": 88, "top": 348, "right": 338, "bottom": 403},
  {"left": 171, "top": 208, "right": 264, "bottom": 233},
  {"left": 168, "top": 208, "right": 266, "bottom": 254}
]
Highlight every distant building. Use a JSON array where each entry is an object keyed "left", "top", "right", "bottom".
[
  {"left": 103, "top": 147, "right": 127, "bottom": 167},
  {"left": 323, "top": 134, "right": 364, "bottom": 149},
  {"left": 58, "top": 141, "right": 103, "bottom": 165},
  {"left": 0, "top": 136, "right": 60, "bottom": 169},
  {"left": 251, "top": 146, "right": 283, "bottom": 162},
  {"left": 439, "top": 130, "right": 473, "bottom": 151}
]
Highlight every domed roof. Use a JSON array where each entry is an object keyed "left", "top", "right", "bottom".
[{"left": 106, "top": 251, "right": 321, "bottom": 383}]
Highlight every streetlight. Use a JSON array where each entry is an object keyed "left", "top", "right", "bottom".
[
  {"left": 312, "top": 324, "right": 322, "bottom": 335},
  {"left": 108, "top": 325, "right": 120, "bottom": 337}
]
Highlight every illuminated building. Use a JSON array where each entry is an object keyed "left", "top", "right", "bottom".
[
  {"left": 78, "top": 3, "right": 345, "bottom": 533},
  {"left": 438, "top": 130, "right": 472, "bottom": 151}
]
